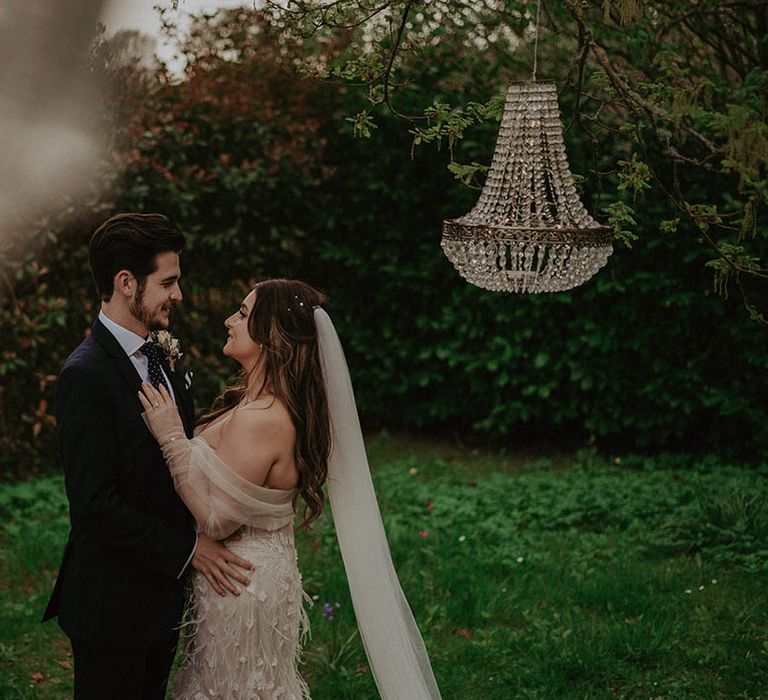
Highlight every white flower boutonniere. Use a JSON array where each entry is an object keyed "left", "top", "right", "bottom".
[{"left": 152, "top": 330, "right": 183, "bottom": 371}]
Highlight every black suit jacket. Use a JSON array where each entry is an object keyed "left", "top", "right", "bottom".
[{"left": 42, "top": 319, "right": 197, "bottom": 647}]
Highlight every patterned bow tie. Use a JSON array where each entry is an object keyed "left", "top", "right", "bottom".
[{"left": 139, "top": 341, "right": 170, "bottom": 392}]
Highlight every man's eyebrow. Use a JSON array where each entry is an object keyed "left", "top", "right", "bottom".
[
  {"left": 160, "top": 274, "right": 180, "bottom": 283},
  {"left": 240, "top": 303, "right": 249, "bottom": 313}
]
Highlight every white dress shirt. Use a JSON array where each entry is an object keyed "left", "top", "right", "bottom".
[{"left": 98, "top": 310, "right": 196, "bottom": 576}]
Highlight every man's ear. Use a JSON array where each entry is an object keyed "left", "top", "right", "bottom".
[{"left": 113, "top": 270, "right": 136, "bottom": 299}]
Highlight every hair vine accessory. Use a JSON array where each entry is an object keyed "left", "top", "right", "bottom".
[{"left": 151, "top": 330, "right": 183, "bottom": 371}]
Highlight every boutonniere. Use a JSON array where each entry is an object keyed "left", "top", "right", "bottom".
[{"left": 151, "top": 330, "right": 183, "bottom": 371}]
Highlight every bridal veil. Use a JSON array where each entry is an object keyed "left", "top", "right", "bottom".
[{"left": 314, "top": 307, "right": 441, "bottom": 700}]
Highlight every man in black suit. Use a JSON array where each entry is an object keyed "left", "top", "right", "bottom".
[{"left": 43, "top": 213, "right": 253, "bottom": 699}]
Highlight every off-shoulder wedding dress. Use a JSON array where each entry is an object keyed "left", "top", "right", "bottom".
[
  {"left": 163, "top": 432, "right": 310, "bottom": 699},
  {"left": 146, "top": 308, "right": 441, "bottom": 700}
]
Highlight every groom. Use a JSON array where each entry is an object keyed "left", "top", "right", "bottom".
[{"left": 43, "top": 213, "right": 253, "bottom": 699}]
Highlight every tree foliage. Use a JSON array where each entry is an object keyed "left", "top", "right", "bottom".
[{"left": 256, "top": 0, "right": 768, "bottom": 322}]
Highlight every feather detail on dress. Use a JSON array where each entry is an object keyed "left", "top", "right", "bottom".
[{"left": 172, "top": 525, "right": 311, "bottom": 699}]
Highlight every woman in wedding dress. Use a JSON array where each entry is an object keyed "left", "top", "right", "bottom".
[{"left": 139, "top": 279, "right": 441, "bottom": 699}]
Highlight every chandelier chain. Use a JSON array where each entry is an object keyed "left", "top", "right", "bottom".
[{"left": 532, "top": 0, "right": 542, "bottom": 81}]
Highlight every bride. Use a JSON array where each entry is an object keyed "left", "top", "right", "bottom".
[{"left": 138, "top": 279, "right": 441, "bottom": 699}]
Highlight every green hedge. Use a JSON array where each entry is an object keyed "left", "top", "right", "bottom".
[
  {"left": 300, "top": 116, "right": 767, "bottom": 457},
  {"left": 1, "top": 10, "right": 765, "bottom": 475}
]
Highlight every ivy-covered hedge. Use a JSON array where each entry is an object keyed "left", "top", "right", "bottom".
[{"left": 1, "top": 10, "right": 765, "bottom": 475}]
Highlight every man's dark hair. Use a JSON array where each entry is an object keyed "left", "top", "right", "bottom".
[{"left": 89, "top": 213, "right": 186, "bottom": 300}]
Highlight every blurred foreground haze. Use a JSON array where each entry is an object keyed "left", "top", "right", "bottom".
[
  {"left": 0, "top": 0, "right": 244, "bottom": 244},
  {"left": 0, "top": 0, "right": 105, "bottom": 241}
]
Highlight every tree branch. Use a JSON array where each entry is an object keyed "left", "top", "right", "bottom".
[{"left": 381, "top": 0, "right": 413, "bottom": 120}]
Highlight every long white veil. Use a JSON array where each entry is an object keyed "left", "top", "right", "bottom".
[{"left": 314, "top": 307, "right": 442, "bottom": 699}]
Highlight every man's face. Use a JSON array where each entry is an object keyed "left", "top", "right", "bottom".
[{"left": 129, "top": 251, "right": 182, "bottom": 331}]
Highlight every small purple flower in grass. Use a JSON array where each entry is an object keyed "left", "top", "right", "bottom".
[
  {"left": 425, "top": 502, "right": 433, "bottom": 512},
  {"left": 322, "top": 602, "right": 335, "bottom": 621},
  {"left": 419, "top": 530, "right": 429, "bottom": 538}
]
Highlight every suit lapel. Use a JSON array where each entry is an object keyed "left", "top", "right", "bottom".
[
  {"left": 92, "top": 319, "right": 194, "bottom": 436},
  {"left": 91, "top": 319, "right": 144, "bottom": 399}
]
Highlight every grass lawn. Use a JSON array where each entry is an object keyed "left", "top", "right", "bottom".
[{"left": 1, "top": 433, "right": 767, "bottom": 699}]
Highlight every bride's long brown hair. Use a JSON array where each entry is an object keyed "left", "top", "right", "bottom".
[{"left": 199, "top": 279, "right": 331, "bottom": 528}]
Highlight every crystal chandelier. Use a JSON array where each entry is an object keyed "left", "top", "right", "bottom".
[{"left": 442, "top": 81, "right": 613, "bottom": 293}]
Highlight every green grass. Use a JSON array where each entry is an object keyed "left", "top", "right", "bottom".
[{"left": 2, "top": 434, "right": 767, "bottom": 699}]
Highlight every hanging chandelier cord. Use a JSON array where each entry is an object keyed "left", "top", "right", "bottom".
[{"left": 532, "top": 0, "right": 542, "bottom": 81}]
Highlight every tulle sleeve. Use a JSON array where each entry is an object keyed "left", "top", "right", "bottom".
[{"left": 159, "top": 434, "right": 296, "bottom": 540}]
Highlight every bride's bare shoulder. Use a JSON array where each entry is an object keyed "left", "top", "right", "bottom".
[
  {"left": 215, "top": 397, "right": 296, "bottom": 483},
  {"left": 227, "top": 396, "right": 295, "bottom": 440}
]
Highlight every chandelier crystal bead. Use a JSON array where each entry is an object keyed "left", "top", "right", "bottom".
[{"left": 442, "top": 81, "right": 613, "bottom": 293}]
